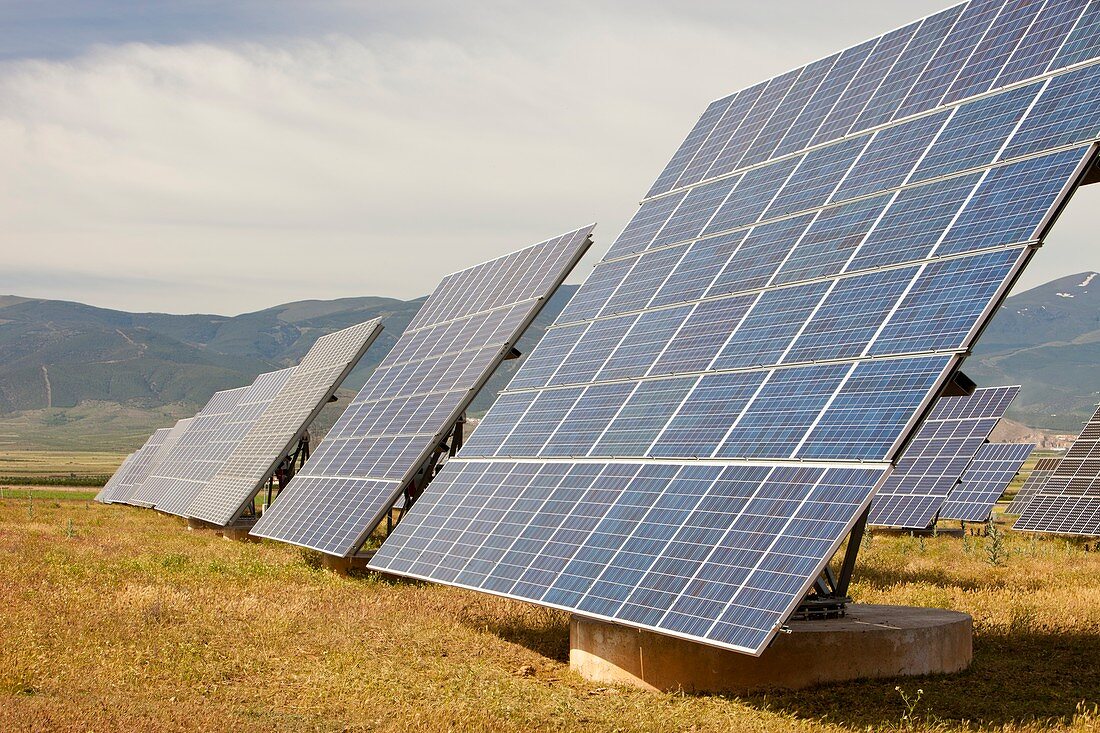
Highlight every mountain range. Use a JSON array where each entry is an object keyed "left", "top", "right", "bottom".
[
  {"left": 0, "top": 271, "right": 1095, "bottom": 451},
  {"left": 0, "top": 288, "right": 571, "bottom": 450}
]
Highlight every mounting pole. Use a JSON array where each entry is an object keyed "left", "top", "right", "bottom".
[
  {"left": 834, "top": 505, "right": 869, "bottom": 598},
  {"left": 793, "top": 504, "right": 869, "bottom": 619}
]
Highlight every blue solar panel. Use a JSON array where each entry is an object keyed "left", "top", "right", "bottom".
[
  {"left": 869, "top": 385, "right": 1018, "bottom": 528},
  {"left": 940, "top": 441, "right": 1034, "bottom": 521},
  {"left": 249, "top": 227, "right": 593, "bottom": 555},
  {"left": 97, "top": 428, "right": 176, "bottom": 505},
  {"left": 184, "top": 320, "right": 384, "bottom": 526},
  {"left": 1006, "top": 456, "right": 1061, "bottom": 515},
  {"left": 1015, "top": 402, "right": 1100, "bottom": 535},
  {"left": 371, "top": 0, "right": 1100, "bottom": 656}
]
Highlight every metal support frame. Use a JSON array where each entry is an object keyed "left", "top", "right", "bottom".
[
  {"left": 793, "top": 505, "right": 869, "bottom": 620},
  {"left": 243, "top": 432, "right": 312, "bottom": 518},
  {"left": 390, "top": 413, "right": 467, "bottom": 532}
]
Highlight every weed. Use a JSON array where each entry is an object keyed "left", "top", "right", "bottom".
[
  {"left": 64, "top": 518, "right": 75, "bottom": 539},
  {"left": 986, "top": 518, "right": 1007, "bottom": 567},
  {"left": 896, "top": 686, "right": 925, "bottom": 731}
]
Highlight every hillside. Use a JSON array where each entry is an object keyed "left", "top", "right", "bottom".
[
  {"left": 2, "top": 269, "right": 1098, "bottom": 451},
  {"left": 0, "top": 287, "right": 575, "bottom": 450},
  {"left": 969, "top": 271, "right": 1100, "bottom": 432}
]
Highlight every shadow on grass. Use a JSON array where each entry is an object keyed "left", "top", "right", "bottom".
[
  {"left": 474, "top": 602, "right": 1098, "bottom": 728},
  {"left": 728, "top": 631, "right": 1100, "bottom": 729},
  {"left": 854, "top": 563, "right": 1029, "bottom": 592},
  {"left": 456, "top": 604, "right": 571, "bottom": 662}
]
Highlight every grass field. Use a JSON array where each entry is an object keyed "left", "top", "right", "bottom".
[
  {"left": 0, "top": 449, "right": 126, "bottom": 488},
  {"left": 2, "top": 486, "right": 1099, "bottom": 732}
]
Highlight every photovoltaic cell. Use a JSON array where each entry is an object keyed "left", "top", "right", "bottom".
[
  {"left": 940, "top": 441, "right": 1034, "bottom": 521},
  {"left": 131, "top": 381, "right": 273, "bottom": 514},
  {"left": 184, "top": 320, "right": 384, "bottom": 526},
  {"left": 1006, "top": 456, "right": 1061, "bottom": 515},
  {"left": 371, "top": 0, "right": 1100, "bottom": 656},
  {"left": 98, "top": 421, "right": 191, "bottom": 505},
  {"left": 250, "top": 227, "right": 593, "bottom": 555},
  {"left": 98, "top": 432, "right": 172, "bottom": 504},
  {"left": 1016, "top": 403, "right": 1100, "bottom": 535},
  {"left": 95, "top": 452, "right": 136, "bottom": 503},
  {"left": 868, "top": 385, "right": 1018, "bottom": 528}
]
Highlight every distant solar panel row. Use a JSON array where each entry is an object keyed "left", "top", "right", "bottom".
[
  {"left": 132, "top": 384, "right": 262, "bottom": 514},
  {"left": 1016, "top": 402, "right": 1100, "bottom": 535},
  {"left": 186, "top": 319, "right": 383, "bottom": 526},
  {"left": 251, "top": 227, "right": 594, "bottom": 556},
  {"left": 868, "top": 385, "right": 1018, "bottom": 528},
  {"left": 99, "top": 420, "right": 191, "bottom": 506},
  {"left": 95, "top": 452, "right": 136, "bottom": 503},
  {"left": 941, "top": 441, "right": 1034, "bottom": 521},
  {"left": 1006, "top": 456, "right": 1061, "bottom": 514},
  {"left": 371, "top": 0, "right": 1100, "bottom": 656}
]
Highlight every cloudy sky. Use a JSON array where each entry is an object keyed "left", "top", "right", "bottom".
[{"left": 1, "top": 1, "right": 1097, "bottom": 315}]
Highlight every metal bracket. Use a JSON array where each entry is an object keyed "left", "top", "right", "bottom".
[
  {"left": 792, "top": 505, "right": 869, "bottom": 621},
  {"left": 390, "top": 414, "right": 466, "bottom": 532}
]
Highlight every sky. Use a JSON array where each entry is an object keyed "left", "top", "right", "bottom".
[{"left": 1, "top": 1, "right": 1097, "bottom": 315}]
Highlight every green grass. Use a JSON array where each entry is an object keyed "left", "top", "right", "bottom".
[{"left": 0, "top": 488, "right": 99, "bottom": 501}]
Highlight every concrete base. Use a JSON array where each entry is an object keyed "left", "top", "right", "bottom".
[
  {"left": 220, "top": 522, "right": 259, "bottom": 543},
  {"left": 185, "top": 517, "right": 211, "bottom": 532},
  {"left": 321, "top": 551, "right": 374, "bottom": 575},
  {"left": 570, "top": 604, "right": 972, "bottom": 693}
]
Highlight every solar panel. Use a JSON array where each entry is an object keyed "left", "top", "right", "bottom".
[
  {"left": 1006, "top": 455, "right": 1061, "bottom": 515},
  {"left": 940, "top": 441, "right": 1034, "bottom": 521},
  {"left": 370, "top": 0, "right": 1100, "bottom": 656},
  {"left": 868, "top": 385, "right": 1018, "bottom": 528},
  {"left": 97, "top": 427, "right": 175, "bottom": 504},
  {"left": 130, "top": 385, "right": 255, "bottom": 513},
  {"left": 250, "top": 226, "right": 594, "bottom": 555},
  {"left": 95, "top": 452, "right": 136, "bottom": 503},
  {"left": 1016, "top": 402, "right": 1100, "bottom": 535},
  {"left": 184, "top": 320, "right": 384, "bottom": 526}
]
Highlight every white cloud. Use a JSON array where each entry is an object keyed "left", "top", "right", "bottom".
[{"left": 0, "top": 1, "right": 1096, "bottom": 313}]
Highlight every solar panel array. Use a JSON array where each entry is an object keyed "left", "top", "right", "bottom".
[
  {"left": 941, "top": 441, "right": 1034, "bottom": 521},
  {"left": 1016, "top": 402, "right": 1100, "bottom": 535},
  {"left": 186, "top": 320, "right": 384, "bottom": 526},
  {"left": 1006, "top": 455, "right": 1061, "bottom": 514},
  {"left": 130, "top": 385, "right": 254, "bottom": 512},
  {"left": 370, "top": 0, "right": 1100, "bottom": 656},
  {"left": 868, "top": 385, "right": 1018, "bottom": 528},
  {"left": 97, "top": 426, "right": 177, "bottom": 504},
  {"left": 95, "top": 452, "right": 136, "bottom": 503},
  {"left": 251, "top": 227, "right": 594, "bottom": 555}
]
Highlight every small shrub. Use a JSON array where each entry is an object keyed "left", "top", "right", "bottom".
[{"left": 986, "top": 518, "right": 1007, "bottom": 567}]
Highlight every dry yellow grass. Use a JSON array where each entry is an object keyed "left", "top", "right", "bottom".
[{"left": 1, "top": 496, "right": 1099, "bottom": 732}]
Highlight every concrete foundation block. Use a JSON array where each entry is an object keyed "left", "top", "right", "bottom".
[
  {"left": 185, "top": 517, "right": 209, "bottom": 532},
  {"left": 320, "top": 552, "right": 374, "bottom": 575},
  {"left": 570, "top": 604, "right": 972, "bottom": 693},
  {"left": 220, "top": 523, "right": 260, "bottom": 543}
]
